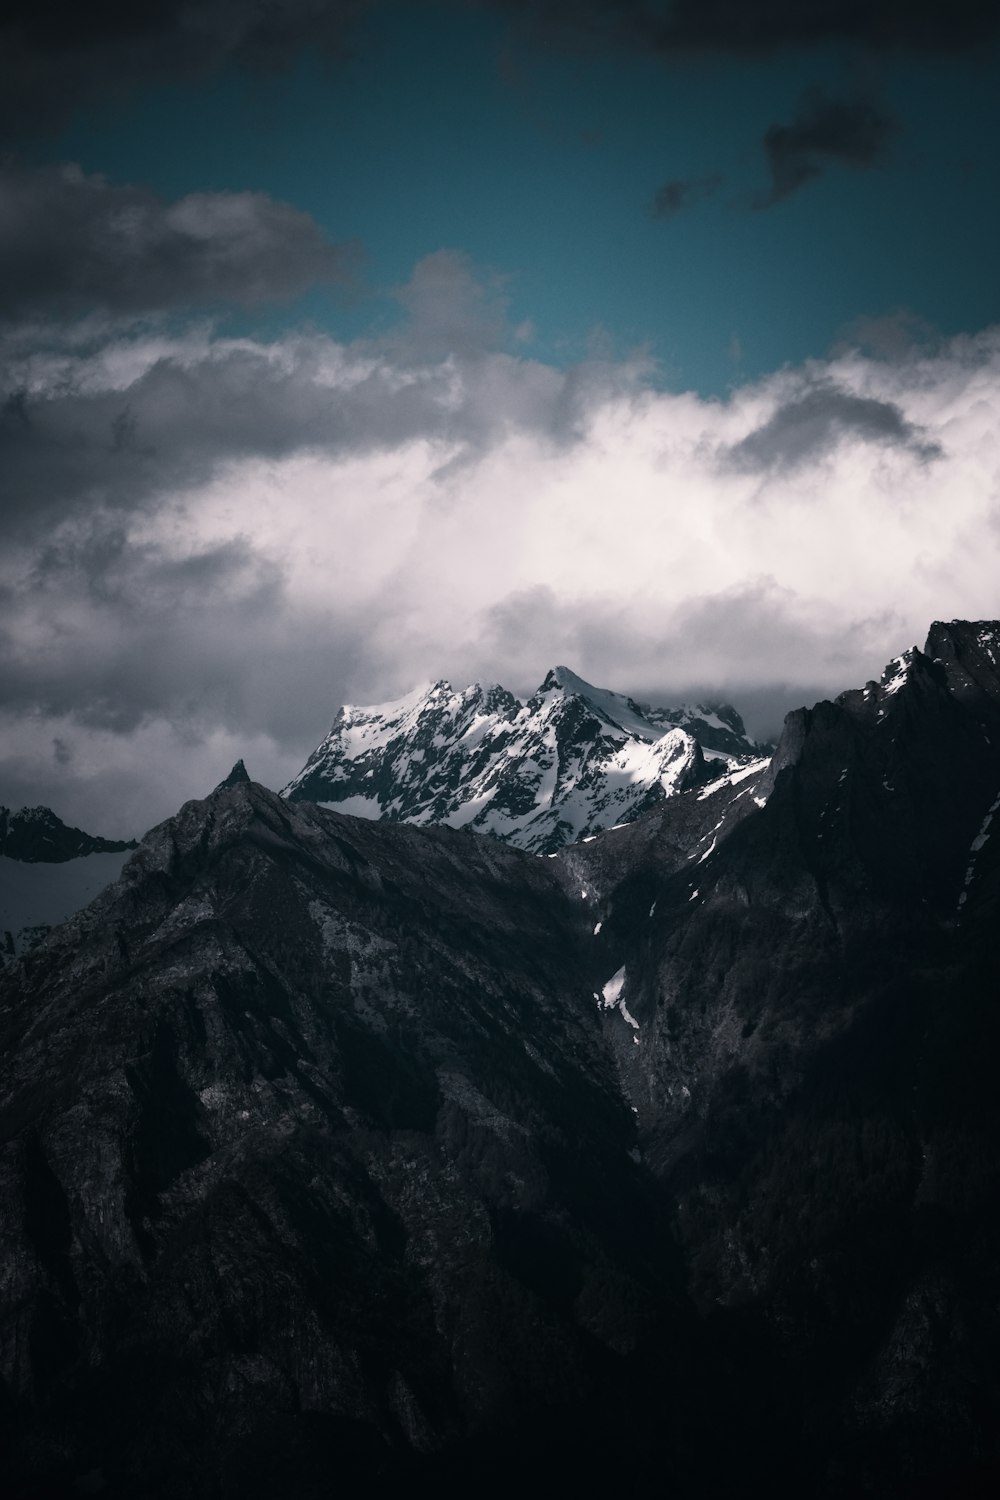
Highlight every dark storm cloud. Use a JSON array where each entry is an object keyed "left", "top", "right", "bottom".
[
  {"left": 652, "top": 173, "right": 723, "bottom": 218},
  {"left": 0, "top": 0, "right": 370, "bottom": 139},
  {"left": 5, "top": 1, "right": 997, "bottom": 143},
  {"left": 0, "top": 163, "right": 359, "bottom": 319},
  {"left": 0, "top": 335, "right": 538, "bottom": 536},
  {"left": 0, "top": 514, "right": 379, "bottom": 832},
  {"left": 0, "top": 244, "right": 650, "bottom": 777},
  {"left": 0, "top": 296, "right": 629, "bottom": 783},
  {"left": 0, "top": 527, "right": 290, "bottom": 735},
  {"left": 724, "top": 382, "right": 942, "bottom": 472},
  {"left": 0, "top": 498, "right": 387, "bottom": 816},
  {"left": 0, "top": 350, "right": 291, "bottom": 533},
  {"left": 1, "top": 314, "right": 994, "bottom": 839},
  {"left": 753, "top": 88, "right": 896, "bottom": 207},
  {"left": 480, "top": 0, "right": 1000, "bottom": 54}
]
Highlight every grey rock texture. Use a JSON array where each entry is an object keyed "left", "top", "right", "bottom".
[{"left": 0, "top": 784, "right": 690, "bottom": 1497}]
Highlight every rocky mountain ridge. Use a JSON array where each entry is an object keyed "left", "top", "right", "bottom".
[
  {"left": 1, "top": 620, "right": 999, "bottom": 1496},
  {"left": 283, "top": 664, "right": 762, "bottom": 853}
]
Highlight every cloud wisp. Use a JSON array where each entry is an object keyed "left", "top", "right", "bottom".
[
  {"left": 652, "top": 174, "right": 723, "bottom": 219},
  {"left": 753, "top": 87, "right": 897, "bottom": 206}
]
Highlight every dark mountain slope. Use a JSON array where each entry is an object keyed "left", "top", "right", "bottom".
[
  {"left": 0, "top": 782, "right": 708, "bottom": 1499},
  {"left": 565, "top": 620, "right": 1000, "bottom": 1495},
  {"left": 2, "top": 620, "right": 1000, "bottom": 1497}
]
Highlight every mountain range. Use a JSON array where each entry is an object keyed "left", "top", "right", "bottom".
[
  {"left": 282, "top": 665, "right": 763, "bottom": 853},
  {"left": 0, "top": 668, "right": 760, "bottom": 958},
  {"left": 1, "top": 621, "right": 999, "bottom": 1496}
]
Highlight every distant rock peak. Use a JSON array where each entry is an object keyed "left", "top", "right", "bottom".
[{"left": 0, "top": 804, "right": 137, "bottom": 864}]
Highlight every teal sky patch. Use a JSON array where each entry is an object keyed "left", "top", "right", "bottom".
[{"left": 40, "top": 1, "right": 1000, "bottom": 393}]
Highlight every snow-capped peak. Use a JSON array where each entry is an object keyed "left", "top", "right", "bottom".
[
  {"left": 534, "top": 666, "right": 665, "bottom": 743},
  {"left": 283, "top": 668, "right": 759, "bottom": 853}
]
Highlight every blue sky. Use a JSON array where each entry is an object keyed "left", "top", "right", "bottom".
[{"left": 40, "top": 0, "right": 1000, "bottom": 392}]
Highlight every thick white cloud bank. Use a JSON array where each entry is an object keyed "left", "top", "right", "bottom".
[{"left": 2, "top": 290, "right": 999, "bottom": 834}]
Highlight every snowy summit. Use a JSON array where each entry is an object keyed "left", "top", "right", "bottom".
[{"left": 282, "top": 667, "right": 759, "bottom": 853}]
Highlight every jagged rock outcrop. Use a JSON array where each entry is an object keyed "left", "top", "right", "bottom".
[{"left": 214, "top": 758, "right": 253, "bottom": 791}]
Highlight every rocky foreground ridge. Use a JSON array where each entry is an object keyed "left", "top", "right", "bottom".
[{"left": 1, "top": 621, "right": 999, "bottom": 1497}]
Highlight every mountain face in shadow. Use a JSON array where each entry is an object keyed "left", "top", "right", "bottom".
[{"left": 2, "top": 621, "right": 999, "bottom": 1497}]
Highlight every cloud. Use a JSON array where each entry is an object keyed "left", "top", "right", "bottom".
[
  {"left": 0, "top": 249, "right": 646, "bottom": 540},
  {"left": 0, "top": 0, "right": 369, "bottom": 139},
  {"left": 0, "top": 162, "right": 360, "bottom": 320},
  {"left": 5, "top": 2, "right": 997, "bottom": 147},
  {"left": 0, "top": 710, "right": 297, "bottom": 838},
  {"left": 8, "top": 2, "right": 996, "bottom": 147},
  {"left": 476, "top": 579, "right": 910, "bottom": 733},
  {"left": 723, "top": 382, "right": 942, "bottom": 471},
  {"left": 483, "top": 0, "right": 1000, "bottom": 55},
  {"left": 1, "top": 524, "right": 311, "bottom": 741},
  {"left": 2, "top": 252, "right": 1000, "bottom": 833},
  {"left": 651, "top": 88, "right": 895, "bottom": 226},
  {"left": 753, "top": 88, "right": 897, "bottom": 206},
  {"left": 652, "top": 174, "right": 723, "bottom": 218}
]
